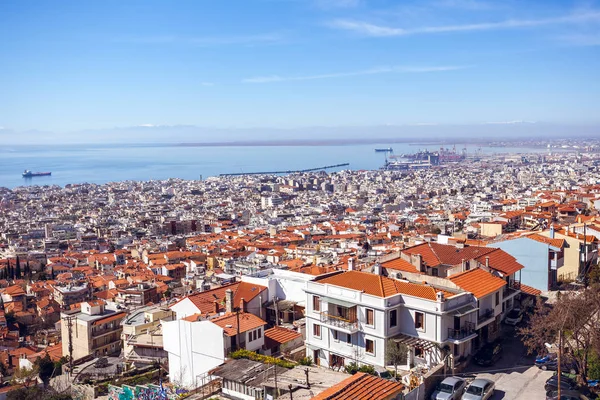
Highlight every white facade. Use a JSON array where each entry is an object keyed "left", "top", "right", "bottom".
[
  {"left": 162, "top": 319, "right": 226, "bottom": 389},
  {"left": 304, "top": 278, "right": 479, "bottom": 371}
]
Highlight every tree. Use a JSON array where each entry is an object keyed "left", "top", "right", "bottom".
[
  {"left": 385, "top": 339, "right": 408, "bottom": 378},
  {"left": 15, "top": 256, "right": 21, "bottom": 279},
  {"left": 519, "top": 286, "right": 600, "bottom": 385},
  {"left": 35, "top": 354, "right": 55, "bottom": 384}
]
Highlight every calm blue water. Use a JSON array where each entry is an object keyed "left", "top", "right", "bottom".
[{"left": 0, "top": 143, "right": 547, "bottom": 188}]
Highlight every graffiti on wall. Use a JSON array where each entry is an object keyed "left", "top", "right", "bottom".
[{"left": 107, "top": 383, "right": 184, "bottom": 400}]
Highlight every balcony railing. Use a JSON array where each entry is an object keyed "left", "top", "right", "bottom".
[
  {"left": 477, "top": 309, "right": 494, "bottom": 325},
  {"left": 447, "top": 322, "right": 476, "bottom": 341},
  {"left": 503, "top": 281, "right": 521, "bottom": 297},
  {"left": 319, "top": 312, "right": 359, "bottom": 332}
]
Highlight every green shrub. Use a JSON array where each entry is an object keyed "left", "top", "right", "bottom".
[
  {"left": 298, "top": 357, "right": 313, "bottom": 366},
  {"left": 229, "top": 349, "right": 296, "bottom": 369},
  {"left": 588, "top": 351, "right": 600, "bottom": 380},
  {"left": 344, "top": 362, "right": 376, "bottom": 375}
]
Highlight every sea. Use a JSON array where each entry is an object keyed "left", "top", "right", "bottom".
[{"left": 0, "top": 143, "right": 549, "bottom": 189}]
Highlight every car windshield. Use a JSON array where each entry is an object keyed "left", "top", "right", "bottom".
[
  {"left": 508, "top": 310, "right": 520, "bottom": 318},
  {"left": 378, "top": 370, "right": 392, "bottom": 379},
  {"left": 466, "top": 385, "right": 483, "bottom": 395},
  {"left": 439, "top": 383, "right": 454, "bottom": 393}
]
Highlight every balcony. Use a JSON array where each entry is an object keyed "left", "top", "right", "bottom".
[
  {"left": 93, "top": 325, "right": 122, "bottom": 337},
  {"left": 319, "top": 312, "right": 359, "bottom": 333},
  {"left": 447, "top": 322, "right": 477, "bottom": 343},
  {"left": 503, "top": 281, "right": 521, "bottom": 298},
  {"left": 477, "top": 309, "right": 495, "bottom": 326}
]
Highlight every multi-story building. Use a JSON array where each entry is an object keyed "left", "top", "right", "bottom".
[
  {"left": 304, "top": 269, "right": 493, "bottom": 371},
  {"left": 122, "top": 305, "right": 174, "bottom": 366},
  {"left": 116, "top": 283, "right": 160, "bottom": 307},
  {"left": 60, "top": 300, "right": 126, "bottom": 361},
  {"left": 53, "top": 282, "right": 91, "bottom": 309}
]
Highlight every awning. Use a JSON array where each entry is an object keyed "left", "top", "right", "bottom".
[
  {"left": 321, "top": 297, "right": 357, "bottom": 308},
  {"left": 450, "top": 304, "right": 479, "bottom": 317},
  {"left": 391, "top": 333, "right": 438, "bottom": 351}
]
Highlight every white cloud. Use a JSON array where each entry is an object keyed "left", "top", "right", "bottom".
[
  {"left": 315, "top": 0, "right": 360, "bottom": 8},
  {"left": 558, "top": 33, "right": 600, "bottom": 46},
  {"left": 433, "top": 0, "right": 498, "bottom": 11},
  {"left": 484, "top": 120, "right": 536, "bottom": 124},
  {"left": 120, "top": 33, "right": 284, "bottom": 46},
  {"left": 329, "top": 10, "right": 600, "bottom": 37},
  {"left": 138, "top": 124, "right": 157, "bottom": 127},
  {"left": 243, "top": 65, "right": 468, "bottom": 83}
]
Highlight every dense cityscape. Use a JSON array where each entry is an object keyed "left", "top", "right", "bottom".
[{"left": 0, "top": 142, "right": 598, "bottom": 399}]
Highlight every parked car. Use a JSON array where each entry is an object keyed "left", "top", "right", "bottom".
[
  {"left": 504, "top": 308, "right": 522, "bottom": 326},
  {"left": 536, "top": 353, "right": 558, "bottom": 369},
  {"left": 536, "top": 354, "right": 578, "bottom": 374},
  {"left": 374, "top": 366, "right": 396, "bottom": 381},
  {"left": 545, "top": 389, "right": 584, "bottom": 400},
  {"left": 544, "top": 375, "right": 577, "bottom": 393},
  {"left": 431, "top": 377, "right": 467, "bottom": 400},
  {"left": 461, "top": 378, "right": 495, "bottom": 400},
  {"left": 473, "top": 342, "right": 503, "bottom": 366}
]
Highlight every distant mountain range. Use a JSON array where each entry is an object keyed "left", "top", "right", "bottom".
[{"left": 1, "top": 122, "right": 598, "bottom": 145}]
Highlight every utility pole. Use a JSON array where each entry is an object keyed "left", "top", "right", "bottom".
[
  {"left": 558, "top": 329, "right": 562, "bottom": 398},
  {"left": 274, "top": 362, "right": 279, "bottom": 397},
  {"left": 235, "top": 307, "right": 241, "bottom": 350},
  {"left": 64, "top": 315, "right": 77, "bottom": 376},
  {"left": 273, "top": 297, "right": 280, "bottom": 326},
  {"left": 288, "top": 384, "right": 293, "bottom": 400},
  {"left": 304, "top": 368, "right": 310, "bottom": 389}
]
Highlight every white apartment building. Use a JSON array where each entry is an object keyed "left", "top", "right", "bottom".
[{"left": 304, "top": 269, "right": 507, "bottom": 371}]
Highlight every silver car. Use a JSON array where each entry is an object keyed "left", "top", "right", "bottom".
[
  {"left": 431, "top": 377, "right": 467, "bottom": 400},
  {"left": 462, "top": 378, "right": 495, "bottom": 400}
]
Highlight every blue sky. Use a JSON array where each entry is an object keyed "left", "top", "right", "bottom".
[{"left": 1, "top": 0, "right": 599, "bottom": 133}]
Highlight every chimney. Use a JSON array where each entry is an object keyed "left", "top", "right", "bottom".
[
  {"left": 485, "top": 257, "right": 490, "bottom": 269},
  {"left": 225, "top": 289, "right": 234, "bottom": 313},
  {"left": 348, "top": 257, "right": 355, "bottom": 271},
  {"left": 550, "top": 225, "right": 555, "bottom": 239},
  {"left": 436, "top": 291, "right": 445, "bottom": 302},
  {"left": 214, "top": 300, "right": 219, "bottom": 314},
  {"left": 461, "top": 259, "right": 466, "bottom": 271},
  {"left": 240, "top": 298, "right": 247, "bottom": 313},
  {"left": 373, "top": 263, "right": 383, "bottom": 276}
]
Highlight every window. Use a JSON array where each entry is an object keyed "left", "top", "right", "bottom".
[
  {"left": 415, "top": 312, "right": 424, "bottom": 330},
  {"left": 332, "top": 330, "right": 339, "bottom": 341},
  {"left": 257, "top": 328, "right": 261, "bottom": 338},
  {"left": 313, "top": 323, "right": 321, "bottom": 338},
  {"left": 313, "top": 296, "right": 320, "bottom": 312},
  {"left": 346, "top": 333, "right": 351, "bottom": 344},
  {"left": 390, "top": 309, "right": 397, "bottom": 328},
  {"left": 495, "top": 292, "right": 500, "bottom": 307},
  {"left": 366, "top": 339, "right": 374, "bottom": 355},
  {"left": 366, "top": 309, "right": 374, "bottom": 326},
  {"left": 414, "top": 346, "right": 424, "bottom": 357}
]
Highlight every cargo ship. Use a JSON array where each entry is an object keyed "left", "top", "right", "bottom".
[
  {"left": 22, "top": 170, "right": 52, "bottom": 178},
  {"left": 374, "top": 147, "right": 393, "bottom": 153}
]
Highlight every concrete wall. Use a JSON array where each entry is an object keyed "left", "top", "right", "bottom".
[
  {"left": 163, "top": 319, "right": 225, "bottom": 389},
  {"left": 495, "top": 238, "right": 552, "bottom": 291}
]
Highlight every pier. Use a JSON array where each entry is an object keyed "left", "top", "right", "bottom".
[{"left": 219, "top": 163, "right": 349, "bottom": 176}]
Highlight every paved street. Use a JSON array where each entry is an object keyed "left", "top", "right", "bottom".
[{"left": 461, "top": 324, "right": 554, "bottom": 399}]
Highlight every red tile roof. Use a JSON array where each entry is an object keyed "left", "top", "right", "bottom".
[
  {"left": 312, "top": 372, "right": 404, "bottom": 400},
  {"left": 476, "top": 249, "right": 524, "bottom": 276},
  {"left": 449, "top": 268, "right": 506, "bottom": 299},
  {"left": 210, "top": 312, "right": 266, "bottom": 336},
  {"left": 520, "top": 283, "right": 542, "bottom": 296},
  {"left": 402, "top": 242, "right": 496, "bottom": 267},
  {"left": 173, "top": 281, "right": 267, "bottom": 316},
  {"left": 381, "top": 257, "right": 420, "bottom": 274},
  {"left": 527, "top": 234, "right": 565, "bottom": 249},
  {"left": 317, "top": 271, "right": 451, "bottom": 300},
  {"left": 264, "top": 326, "right": 302, "bottom": 348}
]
